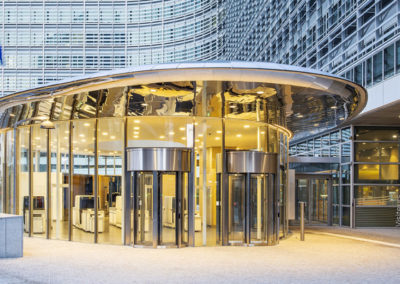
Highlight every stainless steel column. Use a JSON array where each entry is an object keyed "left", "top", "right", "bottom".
[
  {"left": 266, "top": 174, "right": 274, "bottom": 245},
  {"left": 245, "top": 174, "right": 250, "bottom": 245},
  {"left": 300, "top": 201, "right": 305, "bottom": 241},
  {"left": 68, "top": 121, "right": 73, "bottom": 241},
  {"left": 46, "top": 128, "right": 51, "bottom": 239},
  {"left": 152, "top": 171, "right": 159, "bottom": 248},
  {"left": 94, "top": 119, "right": 98, "bottom": 243},
  {"left": 28, "top": 125, "right": 33, "bottom": 237},
  {"left": 188, "top": 148, "right": 195, "bottom": 247},
  {"left": 176, "top": 172, "right": 182, "bottom": 247}
]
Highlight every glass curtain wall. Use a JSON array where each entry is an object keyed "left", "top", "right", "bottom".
[
  {"left": 31, "top": 125, "right": 48, "bottom": 237},
  {"left": 72, "top": 119, "right": 95, "bottom": 243},
  {"left": 17, "top": 126, "right": 30, "bottom": 235},
  {"left": 50, "top": 121, "right": 70, "bottom": 240},
  {"left": 97, "top": 118, "right": 123, "bottom": 245},
  {"left": 6, "top": 130, "right": 15, "bottom": 214},
  {"left": 0, "top": 132, "right": 4, "bottom": 213}
]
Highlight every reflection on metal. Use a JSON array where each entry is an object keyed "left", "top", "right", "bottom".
[
  {"left": 227, "top": 151, "right": 277, "bottom": 174},
  {"left": 300, "top": 201, "right": 305, "bottom": 241},
  {"left": 289, "top": 156, "right": 340, "bottom": 164},
  {"left": 126, "top": 148, "right": 191, "bottom": 172}
]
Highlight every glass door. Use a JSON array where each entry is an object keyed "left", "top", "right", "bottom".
[
  {"left": 311, "top": 179, "right": 328, "bottom": 223},
  {"left": 228, "top": 174, "right": 245, "bottom": 244},
  {"left": 135, "top": 172, "right": 153, "bottom": 246},
  {"left": 250, "top": 174, "right": 267, "bottom": 244},
  {"left": 160, "top": 173, "right": 176, "bottom": 246}
]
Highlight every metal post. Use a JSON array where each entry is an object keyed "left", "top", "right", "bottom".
[
  {"left": 94, "top": 119, "right": 98, "bottom": 243},
  {"left": 46, "top": 128, "right": 51, "bottom": 239},
  {"left": 300, "top": 201, "right": 305, "bottom": 241},
  {"left": 152, "top": 171, "right": 159, "bottom": 248}
]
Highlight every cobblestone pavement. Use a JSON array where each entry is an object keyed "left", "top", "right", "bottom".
[{"left": 1, "top": 232, "right": 400, "bottom": 284}]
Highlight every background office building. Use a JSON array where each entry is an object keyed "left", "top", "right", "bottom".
[{"left": 0, "top": 0, "right": 399, "bottom": 233}]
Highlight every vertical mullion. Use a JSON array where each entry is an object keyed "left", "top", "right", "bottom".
[
  {"left": 68, "top": 120, "right": 73, "bottom": 241},
  {"left": 46, "top": 128, "right": 51, "bottom": 239},
  {"left": 94, "top": 118, "right": 99, "bottom": 243},
  {"left": 28, "top": 125, "right": 32, "bottom": 237},
  {"left": 152, "top": 171, "right": 158, "bottom": 248}
]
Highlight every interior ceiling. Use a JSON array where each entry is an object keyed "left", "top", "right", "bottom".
[{"left": 344, "top": 100, "right": 400, "bottom": 126}]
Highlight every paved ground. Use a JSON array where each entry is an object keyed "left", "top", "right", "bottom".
[
  {"left": 303, "top": 225, "right": 400, "bottom": 244},
  {"left": 1, "top": 230, "right": 400, "bottom": 284}
]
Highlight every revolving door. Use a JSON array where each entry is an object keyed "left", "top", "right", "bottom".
[
  {"left": 126, "top": 148, "right": 191, "bottom": 248},
  {"left": 223, "top": 151, "right": 278, "bottom": 246}
]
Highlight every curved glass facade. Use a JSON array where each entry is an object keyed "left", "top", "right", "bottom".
[
  {"left": 0, "top": 0, "right": 222, "bottom": 95},
  {"left": 0, "top": 63, "right": 366, "bottom": 247}
]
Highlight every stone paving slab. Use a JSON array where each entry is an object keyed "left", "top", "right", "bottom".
[{"left": 0, "top": 233, "right": 399, "bottom": 284}]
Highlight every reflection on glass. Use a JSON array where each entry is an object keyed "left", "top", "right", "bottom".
[
  {"left": 228, "top": 174, "right": 244, "bottom": 243},
  {"left": 311, "top": 179, "right": 328, "bottom": 223},
  {"left": 135, "top": 173, "right": 153, "bottom": 246},
  {"left": 72, "top": 120, "right": 95, "bottom": 243},
  {"left": 50, "top": 122, "right": 70, "bottom": 240},
  {"left": 355, "top": 185, "right": 398, "bottom": 206},
  {"left": 32, "top": 125, "right": 48, "bottom": 237},
  {"left": 355, "top": 128, "right": 399, "bottom": 141}
]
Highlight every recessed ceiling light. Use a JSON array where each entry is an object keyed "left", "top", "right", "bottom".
[
  {"left": 236, "top": 134, "right": 242, "bottom": 138},
  {"left": 229, "top": 105, "right": 237, "bottom": 108},
  {"left": 134, "top": 127, "right": 140, "bottom": 130},
  {"left": 198, "top": 134, "right": 203, "bottom": 137},
  {"left": 169, "top": 131, "right": 175, "bottom": 135},
  {"left": 181, "top": 137, "right": 186, "bottom": 140},
  {"left": 393, "top": 135, "right": 397, "bottom": 138},
  {"left": 134, "top": 131, "right": 139, "bottom": 135},
  {"left": 339, "top": 117, "right": 344, "bottom": 120},
  {"left": 102, "top": 132, "right": 108, "bottom": 136},
  {"left": 81, "top": 139, "right": 86, "bottom": 142},
  {"left": 35, "top": 137, "right": 40, "bottom": 140},
  {"left": 141, "top": 103, "right": 148, "bottom": 106},
  {"left": 84, "top": 123, "right": 90, "bottom": 127},
  {"left": 244, "top": 125, "right": 250, "bottom": 128},
  {"left": 256, "top": 91, "right": 264, "bottom": 94},
  {"left": 134, "top": 119, "right": 140, "bottom": 123},
  {"left": 215, "top": 137, "right": 220, "bottom": 140},
  {"left": 79, "top": 134, "right": 85, "bottom": 137},
  {"left": 216, "top": 130, "right": 222, "bottom": 134},
  {"left": 150, "top": 89, "right": 156, "bottom": 92},
  {"left": 260, "top": 131, "right": 265, "bottom": 134},
  {"left": 110, "top": 136, "right": 116, "bottom": 139},
  {"left": 331, "top": 106, "right": 338, "bottom": 109},
  {"left": 297, "top": 114, "right": 304, "bottom": 118},
  {"left": 179, "top": 127, "right": 185, "bottom": 131},
  {"left": 160, "top": 135, "right": 165, "bottom": 139},
  {"left": 195, "top": 139, "right": 200, "bottom": 142},
  {"left": 134, "top": 135, "right": 139, "bottom": 139}
]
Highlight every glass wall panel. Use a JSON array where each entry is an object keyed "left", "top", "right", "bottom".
[
  {"left": 355, "top": 142, "right": 380, "bottom": 162},
  {"left": 342, "top": 206, "right": 350, "bottom": 226},
  {"left": 355, "top": 185, "right": 398, "bottom": 206},
  {"left": 127, "top": 116, "right": 192, "bottom": 148},
  {"left": 341, "top": 164, "right": 351, "bottom": 184},
  {"left": 72, "top": 120, "right": 95, "bottom": 243},
  {"left": 17, "top": 127, "right": 30, "bottom": 234},
  {"left": 97, "top": 118, "right": 123, "bottom": 245},
  {"left": 50, "top": 121, "right": 70, "bottom": 240},
  {"left": 31, "top": 125, "right": 48, "bottom": 237},
  {"left": 373, "top": 52, "right": 382, "bottom": 83},
  {"left": 342, "top": 185, "right": 350, "bottom": 205},
  {"left": 6, "top": 130, "right": 15, "bottom": 214},
  {"left": 195, "top": 81, "right": 222, "bottom": 118},
  {"left": 0, "top": 132, "right": 4, "bottom": 213},
  {"left": 355, "top": 128, "right": 399, "bottom": 141},
  {"left": 396, "top": 40, "right": 400, "bottom": 73},
  {"left": 194, "top": 117, "right": 222, "bottom": 246},
  {"left": 355, "top": 164, "right": 400, "bottom": 183},
  {"left": 384, "top": 44, "right": 395, "bottom": 78}
]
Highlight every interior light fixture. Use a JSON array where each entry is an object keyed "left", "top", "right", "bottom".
[
  {"left": 160, "top": 135, "right": 165, "bottom": 139},
  {"left": 169, "top": 131, "right": 175, "bottom": 135},
  {"left": 134, "top": 127, "right": 140, "bottom": 130},
  {"left": 331, "top": 106, "right": 338, "bottom": 109},
  {"left": 260, "top": 131, "right": 265, "bottom": 134},
  {"left": 181, "top": 137, "right": 186, "bottom": 140},
  {"left": 35, "top": 137, "right": 40, "bottom": 140},
  {"left": 134, "top": 131, "right": 139, "bottom": 135},
  {"left": 110, "top": 136, "right": 116, "bottom": 139},
  {"left": 198, "top": 134, "right": 203, "bottom": 137},
  {"left": 216, "top": 130, "right": 222, "bottom": 134},
  {"left": 79, "top": 134, "right": 85, "bottom": 137},
  {"left": 102, "top": 132, "right": 108, "bottom": 136},
  {"left": 179, "top": 127, "right": 185, "bottom": 131},
  {"left": 134, "top": 135, "right": 139, "bottom": 139},
  {"left": 393, "top": 135, "right": 398, "bottom": 138},
  {"left": 244, "top": 125, "right": 250, "bottom": 128},
  {"left": 84, "top": 123, "right": 90, "bottom": 127},
  {"left": 141, "top": 103, "right": 148, "bottom": 107},
  {"left": 256, "top": 91, "right": 264, "bottom": 94},
  {"left": 236, "top": 134, "right": 242, "bottom": 138},
  {"left": 215, "top": 137, "right": 220, "bottom": 140},
  {"left": 134, "top": 119, "right": 140, "bottom": 123},
  {"left": 339, "top": 117, "right": 344, "bottom": 120},
  {"left": 150, "top": 89, "right": 156, "bottom": 92}
]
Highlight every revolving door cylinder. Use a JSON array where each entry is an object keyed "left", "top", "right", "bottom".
[{"left": 224, "top": 151, "right": 278, "bottom": 246}]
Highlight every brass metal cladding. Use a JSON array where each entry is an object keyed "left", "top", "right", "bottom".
[
  {"left": 226, "top": 151, "right": 277, "bottom": 174},
  {"left": 126, "top": 147, "right": 191, "bottom": 172}
]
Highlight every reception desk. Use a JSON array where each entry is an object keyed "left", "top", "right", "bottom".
[{"left": 0, "top": 214, "right": 23, "bottom": 258}]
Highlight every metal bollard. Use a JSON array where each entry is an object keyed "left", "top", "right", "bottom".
[{"left": 299, "top": 202, "right": 305, "bottom": 241}]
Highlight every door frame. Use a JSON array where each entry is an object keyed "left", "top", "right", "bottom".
[{"left": 295, "top": 173, "right": 333, "bottom": 226}]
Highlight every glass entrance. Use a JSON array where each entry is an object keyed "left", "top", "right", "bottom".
[
  {"left": 296, "top": 177, "right": 330, "bottom": 224},
  {"left": 227, "top": 173, "right": 271, "bottom": 245},
  {"left": 133, "top": 171, "right": 188, "bottom": 248}
]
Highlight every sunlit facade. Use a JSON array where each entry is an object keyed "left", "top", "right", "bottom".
[{"left": 0, "top": 62, "right": 366, "bottom": 246}]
